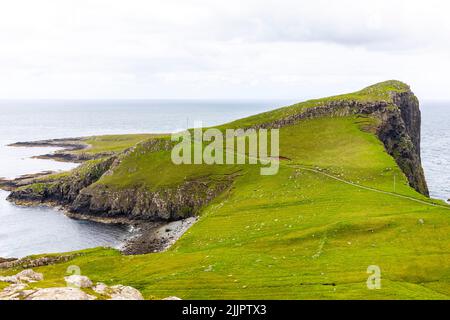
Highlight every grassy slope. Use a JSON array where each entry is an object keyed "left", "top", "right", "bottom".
[
  {"left": 80, "top": 134, "right": 164, "bottom": 155},
  {"left": 221, "top": 80, "right": 409, "bottom": 130},
  {"left": 94, "top": 139, "right": 241, "bottom": 191},
  {"left": 2, "top": 81, "right": 450, "bottom": 299}
]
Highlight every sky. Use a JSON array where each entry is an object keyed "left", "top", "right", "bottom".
[{"left": 1, "top": 0, "right": 450, "bottom": 100}]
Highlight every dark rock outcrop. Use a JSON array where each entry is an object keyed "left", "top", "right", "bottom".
[
  {"left": 378, "top": 91, "right": 428, "bottom": 195},
  {"left": 8, "top": 157, "right": 116, "bottom": 204},
  {"left": 70, "top": 178, "right": 233, "bottom": 221}
]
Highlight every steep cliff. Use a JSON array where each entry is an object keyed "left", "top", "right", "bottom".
[
  {"left": 70, "top": 178, "right": 232, "bottom": 220},
  {"left": 378, "top": 91, "right": 428, "bottom": 195}
]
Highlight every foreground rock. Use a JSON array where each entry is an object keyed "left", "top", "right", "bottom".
[
  {"left": 108, "top": 285, "right": 144, "bottom": 300},
  {"left": 0, "top": 284, "right": 29, "bottom": 300},
  {"left": 0, "top": 269, "right": 44, "bottom": 300},
  {"left": 26, "top": 287, "right": 96, "bottom": 300},
  {"left": 15, "top": 269, "right": 44, "bottom": 283},
  {"left": 1, "top": 271, "right": 146, "bottom": 300},
  {"left": 92, "top": 282, "right": 143, "bottom": 300},
  {"left": 0, "top": 269, "right": 43, "bottom": 284},
  {"left": 64, "top": 275, "right": 93, "bottom": 288},
  {"left": 92, "top": 282, "right": 109, "bottom": 294}
]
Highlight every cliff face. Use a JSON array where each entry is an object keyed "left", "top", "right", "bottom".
[
  {"left": 378, "top": 91, "right": 429, "bottom": 196},
  {"left": 7, "top": 157, "right": 116, "bottom": 204},
  {"left": 70, "top": 178, "right": 231, "bottom": 221}
]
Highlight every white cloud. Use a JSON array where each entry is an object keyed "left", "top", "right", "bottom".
[{"left": 0, "top": 0, "right": 450, "bottom": 99}]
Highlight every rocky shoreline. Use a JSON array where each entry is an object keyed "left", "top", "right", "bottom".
[
  {"left": 0, "top": 193, "right": 198, "bottom": 256},
  {"left": 0, "top": 171, "right": 56, "bottom": 191},
  {"left": 60, "top": 210, "right": 198, "bottom": 255},
  {"left": 0, "top": 139, "right": 200, "bottom": 257},
  {"left": 121, "top": 217, "right": 197, "bottom": 255},
  {"left": 8, "top": 137, "right": 113, "bottom": 163}
]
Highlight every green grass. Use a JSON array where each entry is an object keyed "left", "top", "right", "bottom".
[
  {"left": 3, "top": 81, "right": 450, "bottom": 300},
  {"left": 95, "top": 145, "right": 242, "bottom": 191},
  {"left": 79, "top": 134, "right": 166, "bottom": 155},
  {"left": 17, "top": 182, "right": 51, "bottom": 193},
  {"left": 220, "top": 80, "right": 409, "bottom": 130},
  {"left": 0, "top": 282, "right": 9, "bottom": 291}
]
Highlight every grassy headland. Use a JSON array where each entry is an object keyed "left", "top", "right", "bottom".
[{"left": 2, "top": 81, "right": 450, "bottom": 299}]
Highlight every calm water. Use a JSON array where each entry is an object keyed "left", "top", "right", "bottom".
[
  {"left": 0, "top": 99, "right": 288, "bottom": 258},
  {"left": 421, "top": 101, "right": 450, "bottom": 201},
  {"left": 0, "top": 99, "right": 448, "bottom": 258}
]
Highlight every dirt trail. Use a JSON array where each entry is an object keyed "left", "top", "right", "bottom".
[{"left": 289, "top": 164, "right": 450, "bottom": 210}]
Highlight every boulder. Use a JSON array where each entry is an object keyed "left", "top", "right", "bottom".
[
  {"left": 92, "top": 282, "right": 143, "bottom": 300},
  {"left": 15, "top": 269, "right": 44, "bottom": 283},
  {"left": 0, "top": 269, "right": 43, "bottom": 284},
  {"left": 0, "top": 284, "right": 27, "bottom": 300},
  {"left": 64, "top": 275, "right": 93, "bottom": 288},
  {"left": 0, "top": 275, "right": 19, "bottom": 284},
  {"left": 25, "top": 287, "right": 96, "bottom": 300},
  {"left": 108, "top": 285, "right": 144, "bottom": 300},
  {"left": 92, "top": 282, "right": 109, "bottom": 295},
  {"left": 2, "top": 272, "right": 143, "bottom": 300}
]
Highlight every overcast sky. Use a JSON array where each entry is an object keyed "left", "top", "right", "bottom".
[{"left": 1, "top": 0, "right": 450, "bottom": 100}]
